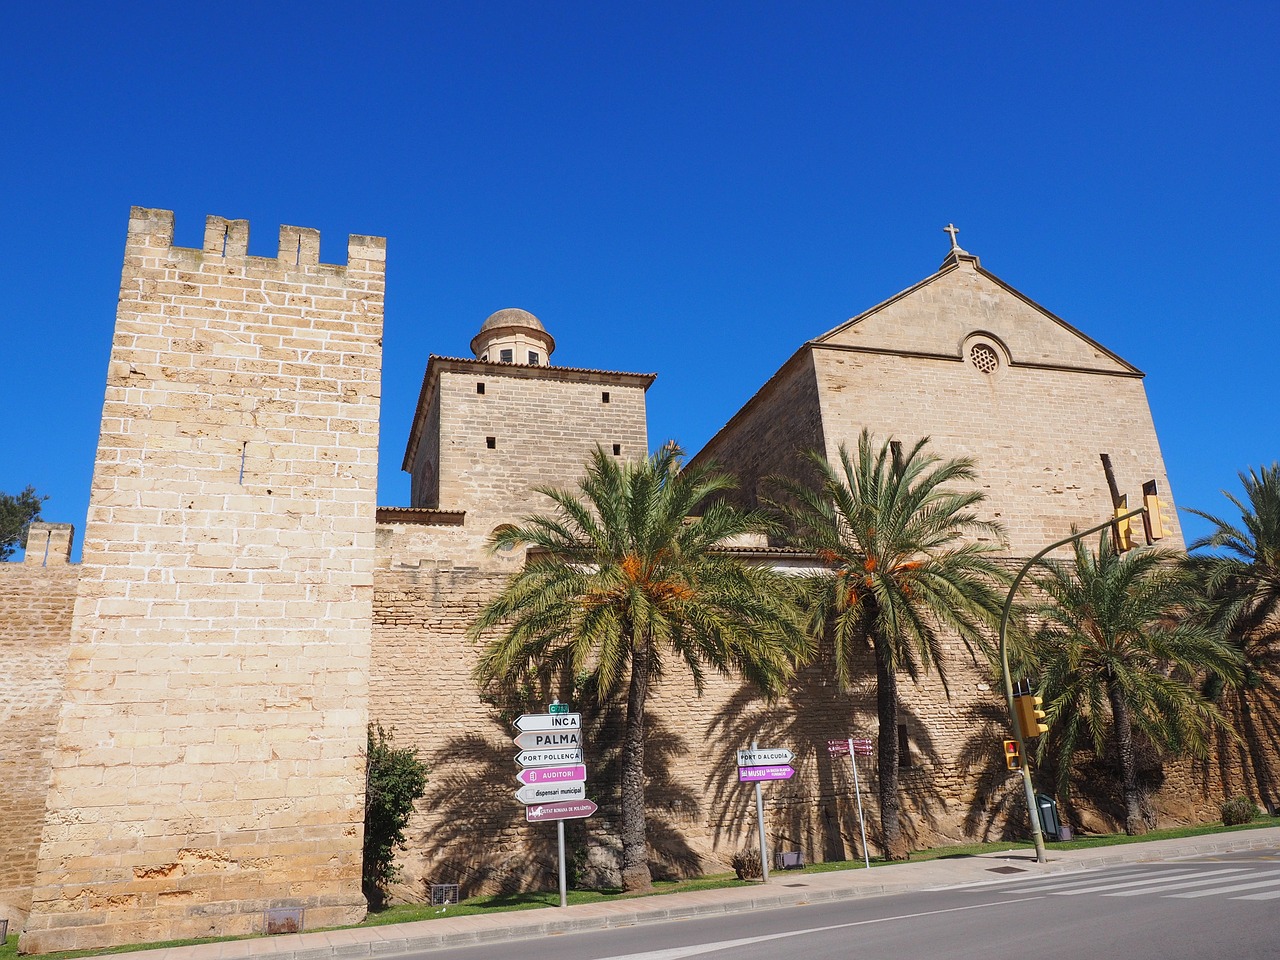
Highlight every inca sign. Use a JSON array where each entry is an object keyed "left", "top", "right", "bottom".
[{"left": 514, "top": 713, "right": 582, "bottom": 732}]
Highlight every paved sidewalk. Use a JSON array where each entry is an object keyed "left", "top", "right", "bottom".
[{"left": 71, "top": 827, "right": 1280, "bottom": 960}]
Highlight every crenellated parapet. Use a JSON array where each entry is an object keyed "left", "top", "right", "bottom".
[{"left": 125, "top": 206, "right": 386, "bottom": 275}]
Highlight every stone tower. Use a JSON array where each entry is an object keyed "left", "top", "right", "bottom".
[
  {"left": 22, "top": 208, "right": 385, "bottom": 952},
  {"left": 402, "top": 308, "right": 654, "bottom": 536},
  {"left": 369, "top": 310, "right": 654, "bottom": 891}
]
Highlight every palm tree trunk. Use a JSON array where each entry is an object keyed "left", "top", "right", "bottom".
[
  {"left": 620, "top": 642, "right": 653, "bottom": 892},
  {"left": 875, "top": 644, "right": 907, "bottom": 859},
  {"left": 1108, "top": 681, "right": 1145, "bottom": 835}
]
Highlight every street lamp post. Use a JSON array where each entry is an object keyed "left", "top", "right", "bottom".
[{"left": 997, "top": 506, "right": 1147, "bottom": 864}]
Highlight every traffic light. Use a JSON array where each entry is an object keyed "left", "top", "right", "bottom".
[
  {"left": 1003, "top": 739, "right": 1022, "bottom": 771},
  {"left": 1113, "top": 494, "right": 1135, "bottom": 552},
  {"left": 1015, "top": 694, "right": 1050, "bottom": 739},
  {"left": 1142, "top": 480, "right": 1165, "bottom": 543}
]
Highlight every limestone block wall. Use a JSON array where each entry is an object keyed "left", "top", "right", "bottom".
[
  {"left": 0, "top": 527, "right": 79, "bottom": 931},
  {"left": 371, "top": 523, "right": 1035, "bottom": 896},
  {"left": 809, "top": 346, "right": 1183, "bottom": 555},
  {"left": 371, "top": 563, "right": 1022, "bottom": 893},
  {"left": 22, "top": 208, "right": 385, "bottom": 953},
  {"left": 684, "top": 351, "right": 824, "bottom": 511},
  {"left": 371, "top": 544, "right": 1242, "bottom": 899}
]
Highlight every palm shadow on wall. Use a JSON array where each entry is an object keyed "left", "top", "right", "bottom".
[
  {"left": 705, "top": 660, "right": 946, "bottom": 862},
  {"left": 412, "top": 680, "right": 701, "bottom": 895},
  {"left": 968, "top": 714, "right": 1168, "bottom": 838},
  {"left": 956, "top": 700, "right": 1033, "bottom": 840},
  {"left": 1201, "top": 651, "right": 1280, "bottom": 813}
]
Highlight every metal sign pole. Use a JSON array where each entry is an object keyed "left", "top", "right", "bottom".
[
  {"left": 557, "top": 819, "right": 568, "bottom": 907},
  {"left": 752, "top": 740, "right": 770, "bottom": 882},
  {"left": 848, "top": 738, "right": 870, "bottom": 869}
]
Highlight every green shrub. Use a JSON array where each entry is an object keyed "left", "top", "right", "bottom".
[
  {"left": 364, "top": 724, "right": 429, "bottom": 909},
  {"left": 731, "top": 847, "right": 763, "bottom": 880},
  {"left": 1221, "top": 795, "right": 1260, "bottom": 827}
]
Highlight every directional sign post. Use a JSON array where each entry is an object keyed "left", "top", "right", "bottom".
[
  {"left": 514, "top": 713, "right": 581, "bottom": 732},
  {"left": 735, "top": 741, "right": 794, "bottom": 883},
  {"left": 515, "top": 781, "right": 587, "bottom": 805},
  {"left": 516, "top": 747, "right": 584, "bottom": 768},
  {"left": 737, "top": 748, "right": 794, "bottom": 766},
  {"left": 737, "top": 764, "right": 795, "bottom": 782},
  {"left": 514, "top": 701, "right": 595, "bottom": 909},
  {"left": 517, "top": 764, "right": 586, "bottom": 786},
  {"left": 526, "top": 799, "right": 598, "bottom": 823},
  {"left": 514, "top": 730, "right": 583, "bottom": 751},
  {"left": 845, "top": 737, "right": 871, "bottom": 869}
]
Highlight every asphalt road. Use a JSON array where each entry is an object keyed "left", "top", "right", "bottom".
[{"left": 406, "top": 848, "right": 1280, "bottom": 960}]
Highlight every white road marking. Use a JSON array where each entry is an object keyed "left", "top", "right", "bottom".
[
  {"left": 1166, "top": 869, "right": 1280, "bottom": 898},
  {"left": 1048, "top": 868, "right": 1246, "bottom": 895},
  {"left": 1231, "top": 887, "right": 1280, "bottom": 901},
  {"left": 594, "top": 897, "right": 1044, "bottom": 960},
  {"left": 928, "top": 867, "right": 1116, "bottom": 891},
  {"left": 1104, "top": 871, "right": 1262, "bottom": 896}
]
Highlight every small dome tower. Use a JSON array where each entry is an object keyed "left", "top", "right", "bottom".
[{"left": 470, "top": 308, "right": 555, "bottom": 366}]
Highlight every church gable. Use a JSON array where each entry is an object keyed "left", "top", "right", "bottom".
[{"left": 815, "top": 255, "right": 1139, "bottom": 376}]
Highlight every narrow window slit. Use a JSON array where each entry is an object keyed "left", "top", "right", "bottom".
[
  {"left": 602, "top": 391, "right": 610, "bottom": 403},
  {"left": 613, "top": 443, "right": 621, "bottom": 456},
  {"left": 477, "top": 382, "right": 485, "bottom": 395},
  {"left": 486, "top": 436, "right": 496, "bottom": 449}
]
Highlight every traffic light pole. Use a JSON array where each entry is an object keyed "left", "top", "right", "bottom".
[{"left": 997, "top": 507, "right": 1146, "bottom": 864}]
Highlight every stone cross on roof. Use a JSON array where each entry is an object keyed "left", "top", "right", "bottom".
[{"left": 943, "top": 223, "right": 961, "bottom": 250}]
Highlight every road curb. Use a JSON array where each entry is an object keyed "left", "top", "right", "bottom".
[{"left": 65, "top": 827, "right": 1280, "bottom": 960}]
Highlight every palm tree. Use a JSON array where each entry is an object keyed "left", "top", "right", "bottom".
[
  {"left": 471, "top": 444, "right": 809, "bottom": 892},
  {"left": 1183, "top": 463, "right": 1280, "bottom": 799},
  {"left": 1184, "top": 463, "right": 1280, "bottom": 664},
  {"left": 774, "top": 430, "right": 1007, "bottom": 859},
  {"left": 1027, "top": 533, "right": 1243, "bottom": 834}
]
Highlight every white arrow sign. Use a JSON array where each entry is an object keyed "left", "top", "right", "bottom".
[
  {"left": 516, "top": 747, "right": 584, "bottom": 767},
  {"left": 514, "top": 713, "right": 582, "bottom": 732},
  {"left": 515, "top": 781, "right": 587, "bottom": 805},
  {"left": 737, "top": 747, "right": 793, "bottom": 766},
  {"left": 514, "top": 730, "right": 583, "bottom": 750}
]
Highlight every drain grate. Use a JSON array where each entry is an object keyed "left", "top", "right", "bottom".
[{"left": 987, "top": 865, "right": 1026, "bottom": 875}]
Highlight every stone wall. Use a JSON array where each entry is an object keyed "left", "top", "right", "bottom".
[
  {"left": 370, "top": 528, "right": 1040, "bottom": 896},
  {"left": 810, "top": 346, "right": 1181, "bottom": 557},
  {"left": 685, "top": 351, "right": 825, "bottom": 511},
  {"left": 22, "top": 209, "right": 385, "bottom": 953},
  {"left": 371, "top": 545, "right": 1260, "bottom": 897},
  {"left": 0, "top": 527, "right": 79, "bottom": 931}
]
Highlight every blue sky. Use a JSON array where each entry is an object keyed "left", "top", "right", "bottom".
[{"left": 2, "top": 2, "right": 1276, "bottom": 559}]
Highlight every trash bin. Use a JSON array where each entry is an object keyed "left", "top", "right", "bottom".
[
  {"left": 1037, "top": 793, "right": 1061, "bottom": 841},
  {"left": 775, "top": 850, "right": 805, "bottom": 870}
]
